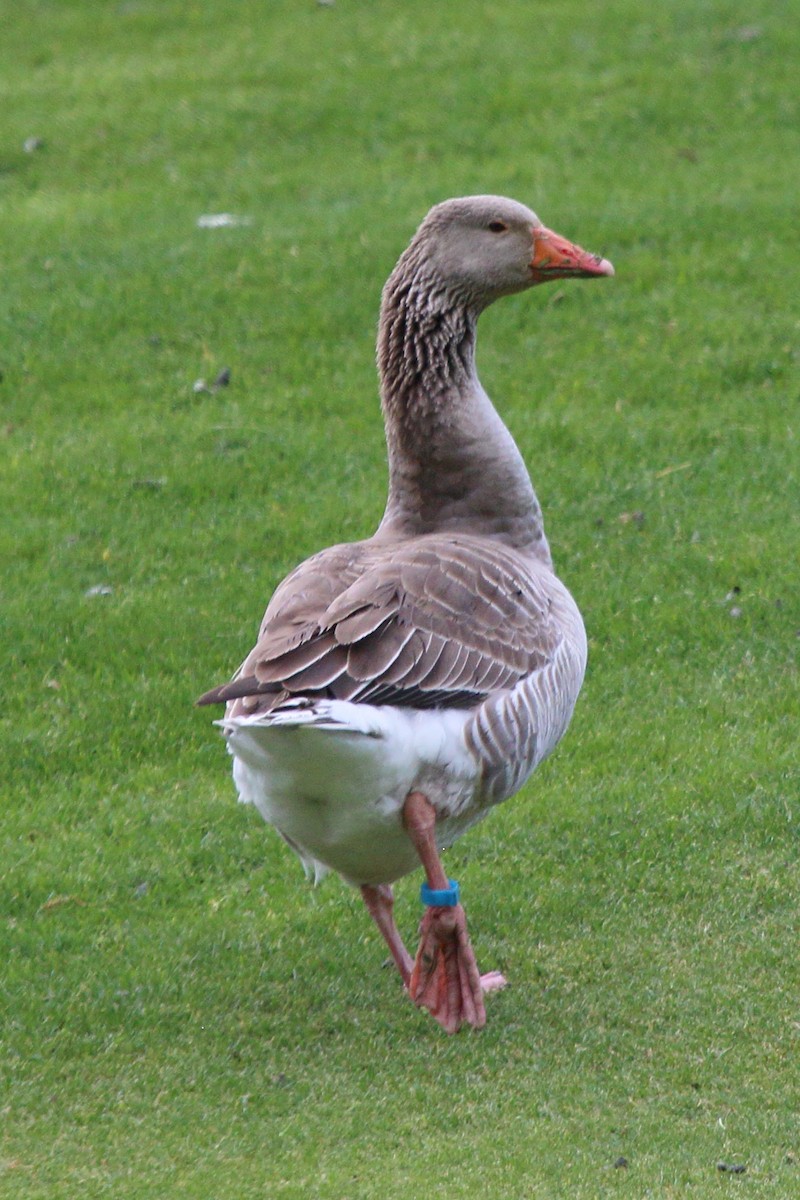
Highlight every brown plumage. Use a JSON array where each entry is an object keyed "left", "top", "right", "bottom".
[{"left": 197, "top": 533, "right": 559, "bottom": 717}]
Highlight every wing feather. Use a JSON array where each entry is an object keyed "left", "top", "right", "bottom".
[
  {"left": 204, "top": 532, "right": 564, "bottom": 710},
  {"left": 346, "top": 622, "right": 415, "bottom": 681}
]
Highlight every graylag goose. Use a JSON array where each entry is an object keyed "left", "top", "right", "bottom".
[{"left": 198, "top": 196, "right": 613, "bottom": 1033}]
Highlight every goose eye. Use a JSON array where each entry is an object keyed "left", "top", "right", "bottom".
[{"left": 488, "top": 220, "right": 508, "bottom": 233}]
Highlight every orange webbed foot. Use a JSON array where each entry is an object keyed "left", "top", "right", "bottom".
[{"left": 409, "top": 902, "right": 506, "bottom": 1034}]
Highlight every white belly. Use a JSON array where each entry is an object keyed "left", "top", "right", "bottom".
[{"left": 222, "top": 701, "right": 484, "bottom": 886}]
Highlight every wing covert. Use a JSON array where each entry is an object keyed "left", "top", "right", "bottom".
[{"left": 207, "top": 533, "right": 562, "bottom": 712}]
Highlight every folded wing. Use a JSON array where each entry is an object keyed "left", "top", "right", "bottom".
[{"left": 197, "top": 533, "right": 561, "bottom": 714}]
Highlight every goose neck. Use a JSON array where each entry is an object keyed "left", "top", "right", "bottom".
[{"left": 375, "top": 264, "right": 551, "bottom": 560}]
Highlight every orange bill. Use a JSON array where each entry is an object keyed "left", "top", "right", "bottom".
[{"left": 530, "top": 226, "right": 614, "bottom": 282}]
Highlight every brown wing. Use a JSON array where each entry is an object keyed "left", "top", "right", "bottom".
[{"left": 197, "top": 533, "right": 561, "bottom": 713}]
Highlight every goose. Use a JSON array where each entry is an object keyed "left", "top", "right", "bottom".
[{"left": 198, "top": 196, "right": 613, "bottom": 1033}]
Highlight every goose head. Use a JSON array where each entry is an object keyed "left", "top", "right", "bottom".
[{"left": 408, "top": 194, "right": 614, "bottom": 307}]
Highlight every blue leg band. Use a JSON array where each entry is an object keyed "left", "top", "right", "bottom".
[{"left": 420, "top": 878, "right": 460, "bottom": 907}]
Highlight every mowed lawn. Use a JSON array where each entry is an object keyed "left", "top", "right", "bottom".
[{"left": 2, "top": 1, "right": 798, "bottom": 1196}]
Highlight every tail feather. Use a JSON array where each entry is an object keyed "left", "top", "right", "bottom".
[{"left": 216, "top": 697, "right": 385, "bottom": 738}]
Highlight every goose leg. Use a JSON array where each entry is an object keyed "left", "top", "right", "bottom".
[
  {"left": 402, "top": 790, "right": 506, "bottom": 1033},
  {"left": 360, "top": 883, "right": 414, "bottom": 986}
]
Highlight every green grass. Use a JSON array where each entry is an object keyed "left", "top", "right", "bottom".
[{"left": 2, "top": 0, "right": 799, "bottom": 1195}]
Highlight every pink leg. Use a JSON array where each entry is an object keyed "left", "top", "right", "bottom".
[
  {"left": 360, "top": 883, "right": 414, "bottom": 986},
  {"left": 402, "top": 791, "right": 506, "bottom": 1033}
]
